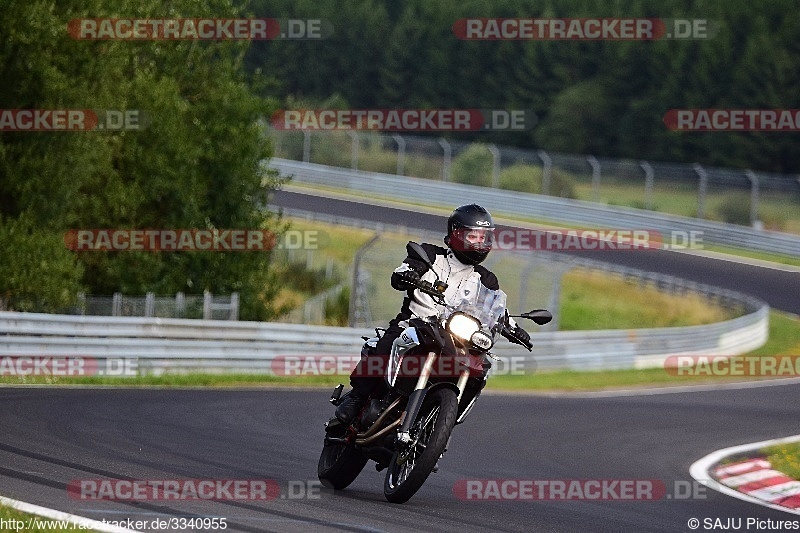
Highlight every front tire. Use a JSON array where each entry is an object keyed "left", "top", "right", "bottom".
[{"left": 383, "top": 388, "right": 458, "bottom": 503}]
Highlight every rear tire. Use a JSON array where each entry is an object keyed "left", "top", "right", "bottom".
[
  {"left": 318, "top": 429, "right": 368, "bottom": 490},
  {"left": 383, "top": 388, "right": 458, "bottom": 503}
]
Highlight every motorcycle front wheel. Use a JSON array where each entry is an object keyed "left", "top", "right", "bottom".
[{"left": 383, "top": 387, "right": 459, "bottom": 503}]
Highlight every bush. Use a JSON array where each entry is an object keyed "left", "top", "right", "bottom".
[
  {"left": 358, "top": 143, "right": 404, "bottom": 174},
  {"left": 450, "top": 144, "right": 493, "bottom": 187},
  {"left": 498, "top": 164, "right": 577, "bottom": 198},
  {"left": 404, "top": 156, "right": 443, "bottom": 180},
  {"left": 714, "top": 192, "right": 753, "bottom": 225},
  {"left": 308, "top": 131, "right": 354, "bottom": 167},
  {"left": 0, "top": 216, "right": 84, "bottom": 312},
  {"left": 324, "top": 286, "right": 351, "bottom": 326}
]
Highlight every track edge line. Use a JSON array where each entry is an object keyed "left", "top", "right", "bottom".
[
  {"left": 689, "top": 434, "right": 800, "bottom": 516},
  {"left": 0, "top": 494, "right": 141, "bottom": 532}
]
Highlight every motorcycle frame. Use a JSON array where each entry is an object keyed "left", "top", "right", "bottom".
[{"left": 376, "top": 317, "right": 486, "bottom": 446}]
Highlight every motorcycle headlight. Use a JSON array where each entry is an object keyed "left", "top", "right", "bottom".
[
  {"left": 447, "top": 313, "right": 481, "bottom": 342},
  {"left": 470, "top": 331, "right": 493, "bottom": 350}
]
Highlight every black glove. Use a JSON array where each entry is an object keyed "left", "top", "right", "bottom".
[
  {"left": 502, "top": 324, "right": 530, "bottom": 346},
  {"left": 396, "top": 268, "right": 421, "bottom": 287}
]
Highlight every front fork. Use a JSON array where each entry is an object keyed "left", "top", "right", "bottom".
[{"left": 396, "top": 351, "right": 470, "bottom": 445}]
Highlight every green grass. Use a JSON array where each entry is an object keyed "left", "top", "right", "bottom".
[
  {"left": 489, "top": 309, "right": 800, "bottom": 391},
  {"left": 282, "top": 217, "right": 376, "bottom": 268},
  {"left": 762, "top": 442, "right": 800, "bottom": 480},
  {"left": 559, "top": 268, "right": 735, "bottom": 330},
  {"left": 747, "top": 311, "right": 800, "bottom": 356},
  {"left": 270, "top": 217, "right": 376, "bottom": 319},
  {"left": 486, "top": 367, "right": 759, "bottom": 392},
  {"left": 575, "top": 181, "right": 700, "bottom": 217},
  {"left": 573, "top": 182, "right": 800, "bottom": 234},
  {"left": 0, "top": 501, "right": 84, "bottom": 532},
  {"left": 698, "top": 244, "right": 800, "bottom": 268}
]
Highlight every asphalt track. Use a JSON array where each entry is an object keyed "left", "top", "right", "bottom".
[
  {"left": 2, "top": 192, "right": 797, "bottom": 532},
  {"left": 270, "top": 190, "right": 800, "bottom": 315},
  {"left": 1, "top": 386, "right": 799, "bottom": 532}
]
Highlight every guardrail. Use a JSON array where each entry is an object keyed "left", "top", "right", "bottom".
[
  {"left": 0, "top": 294, "right": 768, "bottom": 373},
  {"left": 268, "top": 158, "right": 800, "bottom": 257}
]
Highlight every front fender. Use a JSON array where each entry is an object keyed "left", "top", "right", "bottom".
[{"left": 398, "top": 382, "right": 460, "bottom": 435}]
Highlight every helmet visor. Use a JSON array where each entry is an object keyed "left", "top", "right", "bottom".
[{"left": 452, "top": 227, "right": 495, "bottom": 252}]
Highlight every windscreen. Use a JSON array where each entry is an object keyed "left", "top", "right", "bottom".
[{"left": 446, "top": 277, "right": 507, "bottom": 330}]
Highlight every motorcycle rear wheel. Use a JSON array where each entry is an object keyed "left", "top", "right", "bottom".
[
  {"left": 318, "top": 427, "right": 368, "bottom": 490},
  {"left": 383, "top": 387, "right": 458, "bottom": 503}
]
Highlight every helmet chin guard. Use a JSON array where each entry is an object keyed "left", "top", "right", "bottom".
[{"left": 445, "top": 204, "right": 495, "bottom": 265}]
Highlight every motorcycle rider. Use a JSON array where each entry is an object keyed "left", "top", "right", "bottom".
[{"left": 335, "top": 204, "right": 531, "bottom": 424}]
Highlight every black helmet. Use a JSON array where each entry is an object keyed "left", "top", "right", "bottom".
[{"left": 445, "top": 204, "right": 495, "bottom": 265}]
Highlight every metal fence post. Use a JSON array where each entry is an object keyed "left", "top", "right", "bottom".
[
  {"left": 77, "top": 292, "right": 86, "bottom": 315},
  {"left": 392, "top": 134, "right": 406, "bottom": 176},
  {"left": 587, "top": 155, "right": 601, "bottom": 202},
  {"left": 547, "top": 266, "right": 570, "bottom": 331},
  {"left": 693, "top": 163, "right": 708, "bottom": 219},
  {"left": 302, "top": 131, "right": 311, "bottom": 162},
  {"left": 518, "top": 256, "right": 537, "bottom": 315},
  {"left": 348, "top": 131, "right": 359, "bottom": 170},
  {"left": 348, "top": 233, "right": 381, "bottom": 327},
  {"left": 488, "top": 144, "right": 500, "bottom": 188},
  {"left": 145, "top": 292, "right": 155, "bottom": 317},
  {"left": 112, "top": 293, "right": 122, "bottom": 317},
  {"left": 230, "top": 292, "right": 239, "bottom": 320},
  {"left": 203, "top": 290, "right": 211, "bottom": 320},
  {"left": 745, "top": 170, "right": 760, "bottom": 228},
  {"left": 438, "top": 138, "right": 451, "bottom": 182},
  {"left": 175, "top": 292, "right": 185, "bottom": 318},
  {"left": 538, "top": 150, "right": 552, "bottom": 195},
  {"left": 641, "top": 161, "right": 654, "bottom": 210}
]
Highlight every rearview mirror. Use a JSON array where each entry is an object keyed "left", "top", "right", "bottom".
[
  {"left": 519, "top": 309, "right": 552, "bottom": 325},
  {"left": 408, "top": 242, "right": 434, "bottom": 269}
]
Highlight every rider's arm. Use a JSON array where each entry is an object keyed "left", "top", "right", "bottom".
[
  {"left": 390, "top": 242, "right": 435, "bottom": 291},
  {"left": 391, "top": 260, "right": 426, "bottom": 290}
]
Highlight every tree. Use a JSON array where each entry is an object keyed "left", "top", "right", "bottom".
[{"left": 1, "top": 0, "right": 286, "bottom": 319}]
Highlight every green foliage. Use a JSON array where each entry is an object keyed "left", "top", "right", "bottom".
[
  {"left": 714, "top": 192, "right": 753, "bottom": 225},
  {"left": 535, "top": 80, "right": 614, "bottom": 155},
  {"left": 763, "top": 443, "right": 800, "bottom": 481},
  {"left": 498, "top": 165, "right": 539, "bottom": 193},
  {"left": 450, "top": 144, "right": 493, "bottom": 187},
  {"left": 358, "top": 144, "right": 404, "bottom": 175},
  {"left": 308, "top": 132, "right": 353, "bottom": 168},
  {"left": 324, "top": 286, "right": 350, "bottom": 326},
  {"left": 498, "top": 164, "right": 577, "bottom": 198},
  {"left": 278, "top": 259, "right": 334, "bottom": 294},
  {"left": 1, "top": 0, "right": 287, "bottom": 320},
  {"left": 0, "top": 215, "right": 84, "bottom": 312},
  {"left": 246, "top": 0, "right": 800, "bottom": 174}
]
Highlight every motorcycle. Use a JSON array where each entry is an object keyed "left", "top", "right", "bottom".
[{"left": 318, "top": 242, "right": 552, "bottom": 503}]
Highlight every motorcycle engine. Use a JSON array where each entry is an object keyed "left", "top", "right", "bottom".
[{"left": 359, "top": 399, "right": 384, "bottom": 426}]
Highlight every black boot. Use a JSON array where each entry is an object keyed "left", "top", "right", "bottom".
[{"left": 335, "top": 389, "right": 367, "bottom": 424}]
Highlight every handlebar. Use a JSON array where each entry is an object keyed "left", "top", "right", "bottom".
[
  {"left": 519, "top": 337, "right": 533, "bottom": 351},
  {"left": 412, "top": 279, "right": 447, "bottom": 305},
  {"left": 500, "top": 324, "right": 533, "bottom": 351}
]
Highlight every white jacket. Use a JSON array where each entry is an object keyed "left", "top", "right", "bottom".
[{"left": 391, "top": 242, "right": 516, "bottom": 328}]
